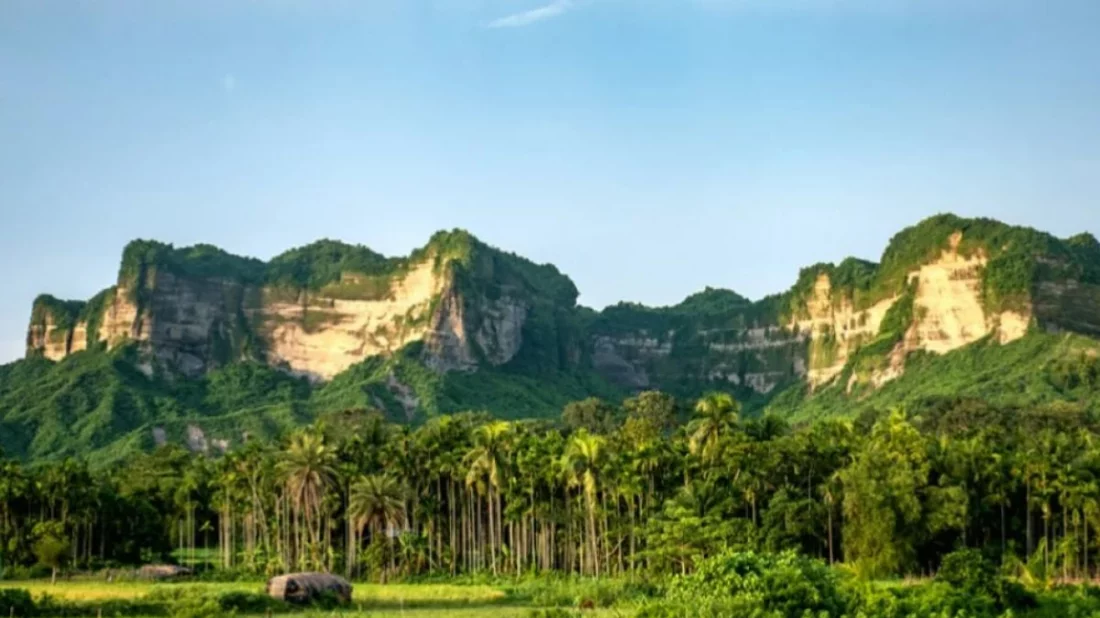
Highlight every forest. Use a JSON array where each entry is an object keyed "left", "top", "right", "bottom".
[{"left": 5, "top": 390, "right": 1100, "bottom": 617}]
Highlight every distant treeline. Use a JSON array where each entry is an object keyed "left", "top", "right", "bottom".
[{"left": 1, "top": 392, "right": 1098, "bottom": 582}]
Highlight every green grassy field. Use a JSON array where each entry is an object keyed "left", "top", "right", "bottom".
[{"left": 0, "top": 579, "right": 625, "bottom": 617}]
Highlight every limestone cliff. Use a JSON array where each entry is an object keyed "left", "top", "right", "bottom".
[
  {"left": 24, "top": 215, "right": 1100, "bottom": 409},
  {"left": 27, "top": 231, "right": 579, "bottom": 383},
  {"left": 589, "top": 215, "right": 1100, "bottom": 398}
]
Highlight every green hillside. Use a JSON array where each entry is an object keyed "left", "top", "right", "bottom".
[
  {"left": 767, "top": 331, "right": 1100, "bottom": 421},
  {"left": 0, "top": 342, "right": 622, "bottom": 467},
  {"left": 7, "top": 214, "right": 1100, "bottom": 465}
]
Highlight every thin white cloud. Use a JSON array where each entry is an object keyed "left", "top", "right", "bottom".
[
  {"left": 487, "top": 0, "right": 573, "bottom": 28},
  {"left": 222, "top": 74, "right": 236, "bottom": 92}
]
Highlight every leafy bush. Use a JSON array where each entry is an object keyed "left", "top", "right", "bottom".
[
  {"left": 937, "top": 549, "right": 997, "bottom": 595},
  {"left": 638, "top": 550, "right": 847, "bottom": 618},
  {"left": 215, "top": 590, "right": 287, "bottom": 613},
  {"left": 0, "top": 589, "right": 36, "bottom": 617},
  {"left": 935, "top": 549, "right": 1035, "bottom": 611}
]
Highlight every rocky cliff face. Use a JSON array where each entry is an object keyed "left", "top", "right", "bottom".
[
  {"left": 589, "top": 217, "right": 1100, "bottom": 398},
  {"left": 25, "top": 215, "right": 1100, "bottom": 406},
  {"left": 27, "top": 231, "right": 575, "bottom": 383}
]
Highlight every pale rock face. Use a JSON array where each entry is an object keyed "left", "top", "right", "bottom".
[
  {"left": 27, "top": 315, "right": 70, "bottom": 361},
  {"left": 906, "top": 241, "right": 990, "bottom": 355},
  {"left": 29, "top": 255, "right": 535, "bottom": 386},
  {"left": 996, "top": 311, "right": 1031, "bottom": 344},
  {"left": 264, "top": 261, "right": 447, "bottom": 380},
  {"left": 792, "top": 273, "right": 899, "bottom": 388},
  {"left": 69, "top": 323, "right": 88, "bottom": 354},
  {"left": 847, "top": 233, "right": 1031, "bottom": 390},
  {"left": 100, "top": 286, "right": 143, "bottom": 347},
  {"left": 906, "top": 234, "right": 1029, "bottom": 356}
]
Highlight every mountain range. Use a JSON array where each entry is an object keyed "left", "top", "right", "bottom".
[{"left": 5, "top": 213, "right": 1100, "bottom": 465}]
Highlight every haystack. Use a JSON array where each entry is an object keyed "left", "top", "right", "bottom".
[
  {"left": 137, "top": 564, "right": 193, "bottom": 579},
  {"left": 266, "top": 572, "right": 353, "bottom": 605}
]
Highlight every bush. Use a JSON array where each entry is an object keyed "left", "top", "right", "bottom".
[
  {"left": 636, "top": 551, "right": 847, "bottom": 618},
  {"left": 0, "top": 589, "right": 36, "bottom": 617},
  {"left": 216, "top": 590, "right": 286, "bottom": 613},
  {"left": 937, "top": 549, "right": 996, "bottom": 595},
  {"left": 935, "top": 549, "right": 1036, "bottom": 611}
]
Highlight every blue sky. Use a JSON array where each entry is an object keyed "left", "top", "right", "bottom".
[{"left": 1, "top": 0, "right": 1098, "bottom": 363}]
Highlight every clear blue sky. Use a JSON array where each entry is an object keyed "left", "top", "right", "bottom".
[{"left": 1, "top": 0, "right": 1099, "bottom": 364}]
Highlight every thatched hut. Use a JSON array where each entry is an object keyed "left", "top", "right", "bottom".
[
  {"left": 137, "top": 564, "right": 193, "bottom": 579},
  {"left": 266, "top": 573, "right": 353, "bottom": 605}
]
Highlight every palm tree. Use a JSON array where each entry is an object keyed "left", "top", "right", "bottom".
[
  {"left": 277, "top": 431, "right": 337, "bottom": 570},
  {"left": 563, "top": 430, "right": 605, "bottom": 577},
  {"left": 349, "top": 474, "right": 406, "bottom": 580},
  {"left": 465, "top": 421, "right": 512, "bottom": 574},
  {"left": 688, "top": 392, "right": 741, "bottom": 468}
]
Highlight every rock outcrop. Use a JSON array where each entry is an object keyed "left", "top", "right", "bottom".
[
  {"left": 588, "top": 217, "right": 1100, "bottom": 397},
  {"left": 24, "top": 215, "right": 1100, "bottom": 406},
  {"left": 26, "top": 231, "right": 578, "bottom": 382}
]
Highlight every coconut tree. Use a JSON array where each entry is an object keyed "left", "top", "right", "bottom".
[
  {"left": 349, "top": 474, "right": 406, "bottom": 580},
  {"left": 277, "top": 430, "right": 337, "bottom": 570},
  {"left": 688, "top": 392, "right": 741, "bottom": 470}
]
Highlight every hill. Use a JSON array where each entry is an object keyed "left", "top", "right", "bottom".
[{"left": 5, "top": 214, "right": 1100, "bottom": 463}]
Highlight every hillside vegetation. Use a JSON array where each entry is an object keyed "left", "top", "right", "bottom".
[{"left": 7, "top": 213, "right": 1100, "bottom": 465}]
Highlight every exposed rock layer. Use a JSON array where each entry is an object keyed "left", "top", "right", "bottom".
[{"left": 25, "top": 216, "right": 1100, "bottom": 401}]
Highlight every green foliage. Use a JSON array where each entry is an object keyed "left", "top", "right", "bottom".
[
  {"left": 768, "top": 332, "right": 1100, "bottom": 422},
  {"left": 0, "top": 348, "right": 311, "bottom": 465},
  {"left": 840, "top": 412, "right": 930, "bottom": 577},
  {"left": 32, "top": 534, "right": 70, "bottom": 575},
  {"left": 638, "top": 550, "right": 847, "bottom": 618},
  {"left": 265, "top": 239, "right": 394, "bottom": 289},
  {"left": 30, "top": 296, "right": 85, "bottom": 333},
  {"left": 120, "top": 240, "right": 266, "bottom": 285},
  {"left": 0, "top": 588, "right": 35, "bottom": 617},
  {"left": 562, "top": 398, "right": 620, "bottom": 434},
  {"left": 508, "top": 577, "right": 651, "bottom": 609},
  {"left": 79, "top": 287, "right": 115, "bottom": 350}
]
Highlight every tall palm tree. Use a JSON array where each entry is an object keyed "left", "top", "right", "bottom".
[
  {"left": 465, "top": 421, "right": 512, "bottom": 574},
  {"left": 349, "top": 474, "right": 406, "bottom": 580},
  {"left": 563, "top": 429, "right": 605, "bottom": 577},
  {"left": 688, "top": 392, "right": 741, "bottom": 466},
  {"left": 277, "top": 431, "right": 337, "bottom": 570}
]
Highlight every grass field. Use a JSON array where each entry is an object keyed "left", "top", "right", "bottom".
[{"left": 0, "top": 579, "right": 626, "bottom": 617}]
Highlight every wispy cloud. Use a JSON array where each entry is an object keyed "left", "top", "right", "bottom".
[{"left": 487, "top": 0, "right": 573, "bottom": 28}]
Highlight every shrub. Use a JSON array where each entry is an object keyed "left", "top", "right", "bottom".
[
  {"left": 935, "top": 549, "right": 1036, "bottom": 611},
  {"left": 216, "top": 590, "right": 287, "bottom": 613},
  {"left": 937, "top": 549, "right": 996, "bottom": 595},
  {"left": 0, "top": 589, "right": 36, "bottom": 617},
  {"left": 639, "top": 550, "right": 847, "bottom": 618}
]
